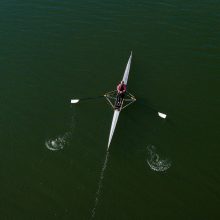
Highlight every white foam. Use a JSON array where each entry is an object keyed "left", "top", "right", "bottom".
[
  {"left": 146, "top": 145, "right": 171, "bottom": 172},
  {"left": 45, "top": 132, "right": 71, "bottom": 151}
]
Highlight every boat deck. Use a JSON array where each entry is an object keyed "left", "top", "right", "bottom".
[{"left": 114, "top": 94, "right": 124, "bottom": 110}]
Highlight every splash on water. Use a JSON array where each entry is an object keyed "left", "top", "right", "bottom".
[
  {"left": 91, "top": 150, "right": 110, "bottom": 219},
  {"left": 45, "top": 132, "right": 71, "bottom": 151},
  {"left": 146, "top": 145, "right": 171, "bottom": 172}
]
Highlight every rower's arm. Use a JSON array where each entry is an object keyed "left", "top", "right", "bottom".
[{"left": 123, "top": 84, "right": 127, "bottom": 92}]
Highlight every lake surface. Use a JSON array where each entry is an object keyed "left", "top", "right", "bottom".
[{"left": 0, "top": 0, "right": 219, "bottom": 219}]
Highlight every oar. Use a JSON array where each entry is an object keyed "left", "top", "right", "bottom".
[
  {"left": 71, "top": 99, "right": 80, "bottom": 104},
  {"left": 149, "top": 106, "right": 167, "bottom": 119},
  {"left": 70, "top": 95, "right": 104, "bottom": 104},
  {"left": 158, "top": 112, "right": 167, "bottom": 119},
  {"left": 148, "top": 105, "right": 167, "bottom": 119},
  {"left": 139, "top": 100, "right": 167, "bottom": 119}
]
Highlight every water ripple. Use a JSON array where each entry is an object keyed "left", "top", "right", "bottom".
[{"left": 146, "top": 145, "right": 171, "bottom": 172}]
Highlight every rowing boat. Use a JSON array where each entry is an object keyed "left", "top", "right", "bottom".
[
  {"left": 105, "top": 52, "right": 136, "bottom": 149},
  {"left": 70, "top": 52, "right": 167, "bottom": 149}
]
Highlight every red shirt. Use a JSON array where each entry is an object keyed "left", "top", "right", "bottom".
[{"left": 117, "top": 83, "right": 126, "bottom": 93}]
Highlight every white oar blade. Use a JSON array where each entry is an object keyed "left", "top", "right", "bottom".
[
  {"left": 158, "top": 112, "right": 167, "bottom": 119},
  {"left": 71, "top": 99, "right": 79, "bottom": 104}
]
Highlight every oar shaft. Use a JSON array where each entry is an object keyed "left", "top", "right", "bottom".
[
  {"left": 79, "top": 96, "right": 103, "bottom": 101},
  {"left": 71, "top": 95, "right": 104, "bottom": 104},
  {"left": 138, "top": 100, "right": 167, "bottom": 119}
]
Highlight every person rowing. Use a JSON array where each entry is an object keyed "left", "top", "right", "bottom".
[
  {"left": 117, "top": 80, "right": 126, "bottom": 98},
  {"left": 114, "top": 81, "right": 126, "bottom": 109}
]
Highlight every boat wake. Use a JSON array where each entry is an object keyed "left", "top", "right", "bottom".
[
  {"left": 91, "top": 150, "right": 110, "bottom": 219},
  {"left": 45, "top": 132, "right": 71, "bottom": 151},
  {"left": 146, "top": 145, "right": 171, "bottom": 172}
]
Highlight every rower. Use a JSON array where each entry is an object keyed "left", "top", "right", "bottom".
[
  {"left": 115, "top": 81, "right": 126, "bottom": 109},
  {"left": 117, "top": 80, "right": 126, "bottom": 98}
]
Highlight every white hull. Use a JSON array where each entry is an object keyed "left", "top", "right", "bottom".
[
  {"left": 107, "top": 52, "right": 132, "bottom": 149},
  {"left": 122, "top": 51, "right": 132, "bottom": 85},
  {"left": 107, "top": 110, "right": 120, "bottom": 149}
]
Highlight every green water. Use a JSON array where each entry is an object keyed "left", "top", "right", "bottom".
[{"left": 1, "top": 0, "right": 219, "bottom": 219}]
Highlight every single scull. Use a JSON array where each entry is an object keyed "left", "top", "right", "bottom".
[
  {"left": 105, "top": 52, "right": 136, "bottom": 149},
  {"left": 70, "top": 51, "right": 167, "bottom": 150}
]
